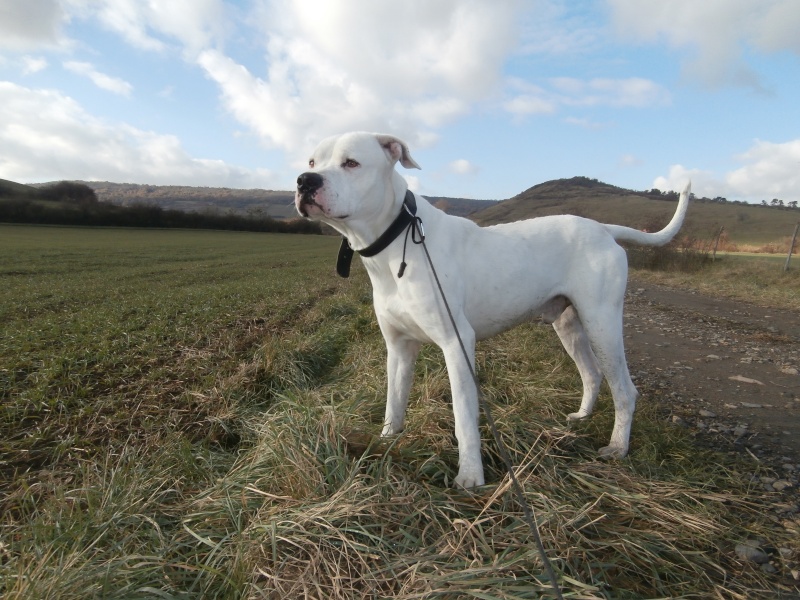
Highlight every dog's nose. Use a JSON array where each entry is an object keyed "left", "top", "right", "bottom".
[{"left": 297, "top": 172, "right": 323, "bottom": 194}]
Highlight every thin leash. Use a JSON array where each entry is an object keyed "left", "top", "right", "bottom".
[{"left": 401, "top": 211, "right": 565, "bottom": 600}]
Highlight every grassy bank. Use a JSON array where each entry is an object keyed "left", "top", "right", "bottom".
[
  {"left": 631, "top": 252, "right": 800, "bottom": 311},
  {"left": 1, "top": 225, "right": 797, "bottom": 598}
]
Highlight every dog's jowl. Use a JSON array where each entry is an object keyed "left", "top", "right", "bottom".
[{"left": 296, "top": 131, "right": 690, "bottom": 489}]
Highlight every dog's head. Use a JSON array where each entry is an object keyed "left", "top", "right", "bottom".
[{"left": 295, "top": 132, "right": 420, "bottom": 240}]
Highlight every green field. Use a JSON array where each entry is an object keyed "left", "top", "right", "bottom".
[{"left": 1, "top": 224, "right": 796, "bottom": 598}]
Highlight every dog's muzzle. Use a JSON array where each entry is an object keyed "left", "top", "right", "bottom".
[{"left": 296, "top": 172, "right": 324, "bottom": 217}]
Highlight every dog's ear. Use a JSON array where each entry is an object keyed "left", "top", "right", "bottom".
[{"left": 376, "top": 134, "right": 421, "bottom": 170}]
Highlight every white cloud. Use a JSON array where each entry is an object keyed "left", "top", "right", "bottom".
[
  {"left": 449, "top": 159, "right": 479, "bottom": 176},
  {"left": 404, "top": 175, "right": 421, "bottom": 193},
  {"left": 0, "top": 0, "right": 228, "bottom": 57},
  {"left": 518, "top": 1, "right": 601, "bottom": 56},
  {"left": 553, "top": 77, "right": 670, "bottom": 108},
  {"left": 564, "top": 116, "right": 608, "bottom": 130},
  {"left": 0, "top": 0, "right": 67, "bottom": 51},
  {"left": 619, "top": 154, "right": 643, "bottom": 168},
  {"left": 652, "top": 165, "right": 722, "bottom": 198},
  {"left": 653, "top": 139, "right": 800, "bottom": 202},
  {"left": 504, "top": 96, "right": 558, "bottom": 116},
  {"left": 0, "top": 82, "right": 276, "bottom": 188},
  {"left": 503, "top": 79, "right": 560, "bottom": 117},
  {"left": 64, "top": 60, "right": 133, "bottom": 96},
  {"left": 608, "top": 0, "right": 800, "bottom": 89},
  {"left": 65, "top": 0, "right": 229, "bottom": 56},
  {"left": 200, "top": 0, "right": 522, "bottom": 153},
  {"left": 22, "top": 56, "right": 49, "bottom": 74},
  {"left": 727, "top": 139, "right": 800, "bottom": 200},
  {"left": 504, "top": 76, "right": 669, "bottom": 118}
]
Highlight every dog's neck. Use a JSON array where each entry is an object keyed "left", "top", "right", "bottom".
[
  {"left": 336, "top": 189, "right": 418, "bottom": 278},
  {"left": 356, "top": 189, "right": 417, "bottom": 256}
]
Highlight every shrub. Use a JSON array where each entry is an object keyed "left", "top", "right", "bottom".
[
  {"left": 39, "top": 181, "right": 98, "bottom": 205},
  {"left": 625, "top": 236, "right": 712, "bottom": 272}
]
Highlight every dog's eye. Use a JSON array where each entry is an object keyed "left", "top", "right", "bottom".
[
  {"left": 343, "top": 159, "right": 360, "bottom": 169},
  {"left": 308, "top": 159, "right": 315, "bottom": 168}
]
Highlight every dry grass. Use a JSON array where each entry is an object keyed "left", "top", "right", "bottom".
[
  {"left": 630, "top": 252, "right": 800, "bottom": 311},
  {"left": 2, "top": 226, "right": 798, "bottom": 599}
]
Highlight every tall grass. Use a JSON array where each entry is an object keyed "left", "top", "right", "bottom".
[
  {"left": 630, "top": 250, "right": 800, "bottom": 311},
  {"left": 624, "top": 237, "right": 712, "bottom": 273},
  {"left": 1, "top": 225, "right": 797, "bottom": 598}
]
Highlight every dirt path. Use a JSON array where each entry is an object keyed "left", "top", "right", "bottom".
[{"left": 624, "top": 279, "right": 800, "bottom": 483}]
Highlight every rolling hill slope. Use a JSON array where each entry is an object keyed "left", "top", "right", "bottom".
[
  {"left": 28, "top": 181, "right": 497, "bottom": 219},
  {"left": 0, "top": 178, "right": 43, "bottom": 198},
  {"left": 471, "top": 177, "right": 799, "bottom": 245},
  {"left": 5, "top": 176, "right": 797, "bottom": 244}
]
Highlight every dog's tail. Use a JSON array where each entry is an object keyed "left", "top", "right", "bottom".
[{"left": 603, "top": 182, "right": 691, "bottom": 247}]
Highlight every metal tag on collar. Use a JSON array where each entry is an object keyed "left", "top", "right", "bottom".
[{"left": 403, "top": 194, "right": 424, "bottom": 240}]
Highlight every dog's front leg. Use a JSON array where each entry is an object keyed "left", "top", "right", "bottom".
[
  {"left": 380, "top": 335, "right": 421, "bottom": 437},
  {"left": 441, "top": 330, "right": 485, "bottom": 489}
]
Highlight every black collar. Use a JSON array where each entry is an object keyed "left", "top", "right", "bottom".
[{"left": 336, "top": 190, "right": 417, "bottom": 278}]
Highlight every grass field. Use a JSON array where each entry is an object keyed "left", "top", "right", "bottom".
[{"left": 1, "top": 224, "right": 798, "bottom": 598}]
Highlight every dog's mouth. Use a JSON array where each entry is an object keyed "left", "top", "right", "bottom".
[
  {"left": 296, "top": 171, "right": 329, "bottom": 218},
  {"left": 295, "top": 174, "right": 351, "bottom": 220},
  {"left": 296, "top": 192, "right": 349, "bottom": 221},
  {"left": 296, "top": 193, "right": 323, "bottom": 218}
]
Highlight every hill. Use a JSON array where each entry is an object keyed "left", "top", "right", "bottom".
[
  {"left": 471, "top": 176, "right": 799, "bottom": 245},
  {"left": 0, "top": 179, "right": 320, "bottom": 234},
  {"left": 0, "top": 178, "right": 44, "bottom": 199},
  {"left": 33, "top": 182, "right": 497, "bottom": 220},
  {"left": 7, "top": 176, "right": 798, "bottom": 245},
  {"left": 426, "top": 196, "right": 499, "bottom": 217},
  {"left": 62, "top": 182, "right": 300, "bottom": 219}
]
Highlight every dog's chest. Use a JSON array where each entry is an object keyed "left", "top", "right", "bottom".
[{"left": 373, "top": 290, "right": 439, "bottom": 343}]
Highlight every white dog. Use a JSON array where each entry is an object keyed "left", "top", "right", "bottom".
[{"left": 295, "top": 132, "right": 690, "bottom": 488}]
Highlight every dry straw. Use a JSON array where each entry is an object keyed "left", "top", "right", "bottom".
[{"left": 3, "top": 262, "right": 798, "bottom": 599}]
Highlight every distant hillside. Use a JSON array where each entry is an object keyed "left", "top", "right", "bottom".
[
  {"left": 471, "top": 176, "right": 799, "bottom": 245},
  {"left": 426, "top": 196, "right": 499, "bottom": 217},
  {"left": 31, "top": 181, "right": 497, "bottom": 220},
  {"left": 69, "top": 182, "right": 299, "bottom": 219},
  {"left": 0, "top": 178, "right": 42, "bottom": 199},
  {"left": 0, "top": 179, "right": 321, "bottom": 234},
  {"left": 9, "top": 176, "right": 797, "bottom": 244}
]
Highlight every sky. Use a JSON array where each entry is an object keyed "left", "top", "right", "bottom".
[{"left": 1, "top": 0, "right": 799, "bottom": 204}]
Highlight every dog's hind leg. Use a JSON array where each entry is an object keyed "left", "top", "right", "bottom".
[
  {"left": 380, "top": 331, "right": 421, "bottom": 437},
  {"left": 551, "top": 304, "right": 603, "bottom": 422},
  {"left": 577, "top": 302, "right": 639, "bottom": 459}
]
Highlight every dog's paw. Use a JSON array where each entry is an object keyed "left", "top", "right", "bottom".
[
  {"left": 598, "top": 445, "right": 628, "bottom": 460},
  {"left": 380, "top": 424, "right": 403, "bottom": 437},
  {"left": 454, "top": 468, "right": 485, "bottom": 490},
  {"left": 566, "top": 410, "right": 590, "bottom": 422}
]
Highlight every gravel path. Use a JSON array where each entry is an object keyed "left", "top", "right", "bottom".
[
  {"left": 624, "top": 280, "right": 800, "bottom": 539},
  {"left": 624, "top": 280, "right": 800, "bottom": 464},
  {"left": 622, "top": 280, "right": 800, "bottom": 582}
]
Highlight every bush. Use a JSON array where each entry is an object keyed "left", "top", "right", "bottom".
[
  {"left": 755, "top": 235, "right": 799, "bottom": 254},
  {"left": 625, "top": 236, "right": 712, "bottom": 272},
  {"left": 39, "top": 181, "right": 98, "bottom": 205},
  {"left": 0, "top": 195, "right": 322, "bottom": 235}
]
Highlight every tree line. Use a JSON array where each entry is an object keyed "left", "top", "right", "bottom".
[
  {"left": 645, "top": 187, "right": 799, "bottom": 209},
  {"left": 0, "top": 181, "right": 322, "bottom": 235}
]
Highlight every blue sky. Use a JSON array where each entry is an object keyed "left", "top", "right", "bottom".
[{"left": 1, "top": 0, "right": 799, "bottom": 203}]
